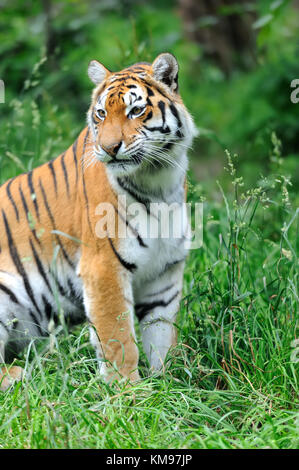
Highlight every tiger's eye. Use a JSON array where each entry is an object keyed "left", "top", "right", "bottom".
[
  {"left": 131, "top": 106, "right": 142, "bottom": 115},
  {"left": 97, "top": 109, "right": 106, "bottom": 119}
]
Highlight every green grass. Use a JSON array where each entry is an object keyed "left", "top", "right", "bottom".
[{"left": 0, "top": 93, "right": 298, "bottom": 449}]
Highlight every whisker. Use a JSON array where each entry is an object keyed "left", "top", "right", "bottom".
[{"left": 145, "top": 151, "right": 185, "bottom": 172}]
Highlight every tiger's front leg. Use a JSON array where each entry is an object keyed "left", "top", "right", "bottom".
[
  {"left": 80, "top": 251, "right": 140, "bottom": 384},
  {"left": 135, "top": 261, "right": 185, "bottom": 372}
]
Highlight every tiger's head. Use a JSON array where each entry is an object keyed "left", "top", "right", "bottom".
[{"left": 87, "top": 53, "right": 196, "bottom": 178}]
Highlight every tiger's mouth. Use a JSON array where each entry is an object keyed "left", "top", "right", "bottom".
[
  {"left": 100, "top": 151, "right": 144, "bottom": 175},
  {"left": 106, "top": 152, "right": 143, "bottom": 166}
]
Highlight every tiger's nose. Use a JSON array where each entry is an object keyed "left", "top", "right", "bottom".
[{"left": 102, "top": 142, "right": 122, "bottom": 157}]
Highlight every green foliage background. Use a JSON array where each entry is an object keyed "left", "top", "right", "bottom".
[{"left": 0, "top": 0, "right": 298, "bottom": 190}]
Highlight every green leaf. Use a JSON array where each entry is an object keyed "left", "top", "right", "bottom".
[{"left": 252, "top": 14, "right": 274, "bottom": 29}]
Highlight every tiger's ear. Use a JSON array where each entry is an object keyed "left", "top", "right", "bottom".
[
  {"left": 152, "top": 53, "right": 179, "bottom": 93},
  {"left": 88, "top": 60, "right": 110, "bottom": 85}
]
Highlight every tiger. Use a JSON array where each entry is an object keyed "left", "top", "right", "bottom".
[{"left": 0, "top": 53, "right": 196, "bottom": 391}]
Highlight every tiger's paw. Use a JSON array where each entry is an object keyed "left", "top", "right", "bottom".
[
  {"left": 100, "top": 363, "right": 141, "bottom": 387},
  {"left": 0, "top": 366, "right": 24, "bottom": 392}
]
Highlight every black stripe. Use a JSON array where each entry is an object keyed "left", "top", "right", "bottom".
[
  {"left": 152, "top": 85, "right": 170, "bottom": 101},
  {"left": 6, "top": 178, "right": 19, "bottom": 222},
  {"left": 67, "top": 278, "right": 77, "bottom": 298},
  {"left": 82, "top": 128, "right": 90, "bottom": 155},
  {"left": 18, "top": 183, "right": 41, "bottom": 246},
  {"left": 174, "top": 72, "right": 179, "bottom": 92},
  {"left": 82, "top": 129, "right": 92, "bottom": 232},
  {"left": 72, "top": 139, "right": 79, "bottom": 184},
  {"left": 29, "top": 238, "right": 53, "bottom": 294},
  {"left": 146, "top": 86, "right": 154, "bottom": 97},
  {"left": 113, "top": 204, "right": 148, "bottom": 248},
  {"left": 0, "top": 282, "right": 20, "bottom": 305},
  {"left": 66, "top": 279, "right": 83, "bottom": 310},
  {"left": 157, "top": 100, "right": 171, "bottom": 134},
  {"left": 19, "top": 182, "right": 29, "bottom": 217},
  {"left": 38, "top": 178, "right": 55, "bottom": 226},
  {"left": 2, "top": 209, "right": 43, "bottom": 320},
  {"left": 145, "top": 284, "right": 174, "bottom": 298},
  {"left": 117, "top": 177, "right": 151, "bottom": 215},
  {"left": 163, "top": 142, "right": 173, "bottom": 151},
  {"left": 42, "top": 295, "right": 53, "bottom": 322},
  {"left": 158, "top": 100, "right": 166, "bottom": 123},
  {"left": 144, "top": 124, "right": 170, "bottom": 134},
  {"left": 48, "top": 160, "right": 58, "bottom": 196},
  {"left": 61, "top": 152, "right": 70, "bottom": 197},
  {"left": 169, "top": 103, "right": 183, "bottom": 138},
  {"left": 48, "top": 267, "right": 66, "bottom": 297},
  {"left": 27, "top": 171, "right": 40, "bottom": 221},
  {"left": 28, "top": 309, "right": 44, "bottom": 335},
  {"left": 107, "top": 236, "right": 137, "bottom": 272},
  {"left": 39, "top": 178, "right": 74, "bottom": 269},
  {"left": 159, "top": 258, "right": 185, "bottom": 278},
  {"left": 143, "top": 110, "right": 153, "bottom": 123},
  {"left": 42, "top": 295, "right": 59, "bottom": 324},
  {"left": 109, "top": 75, "right": 138, "bottom": 83},
  {"left": 144, "top": 79, "right": 171, "bottom": 100},
  {"left": 135, "top": 291, "right": 179, "bottom": 321}
]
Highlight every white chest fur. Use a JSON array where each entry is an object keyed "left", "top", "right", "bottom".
[
  {"left": 117, "top": 198, "right": 190, "bottom": 285},
  {"left": 106, "top": 158, "right": 191, "bottom": 301}
]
